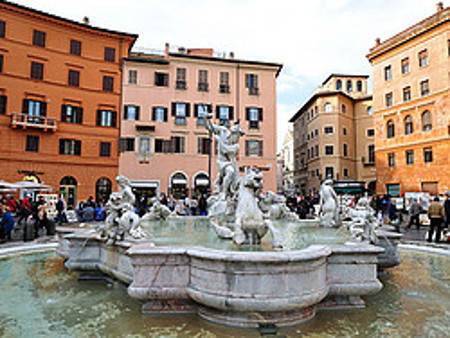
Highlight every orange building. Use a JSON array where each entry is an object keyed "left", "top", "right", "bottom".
[
  {"left": 0, "top": 1, "right": 137, "bottom": 206},
  {"left": 366, "top": 3, "right": 449, "bottom": 196}
]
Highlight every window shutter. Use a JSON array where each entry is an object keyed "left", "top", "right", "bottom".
[
  {"left": 163, "top": 108, "right": 168, "bottom": 122},
  {"left": 258, "top": 108, "right": 263, "bottom": 121},
  {"left": 78, "top": 107, "right": 83, "bottom": 124},
  {"left": 245, "top": 108, "right": 250, "bottom": 120},
  {"left": 96, "top": 110, "right": 102, "bottom": 126},
  {"left": 118, "top": 138, "right": 124, "bottom": 152},
  {"left": 245, "top": 140, "right": 249, "bottom": 156},
  {"left": 229, "top": 106, "right": 234, "bottom": 121},
  {"left": 124, "top": 105, "right": 129, "bottom": 120},
  {"left": 164, "top": 74, "right": 169, "bottom": 86},
  {"left": 61, "top": 104, "right": 67, "bottom": 121},
  {"left": 258, "top": 140, "right": 263, "bottom": 157},
  {"left": 152, "top": 107, "right": 156, "bottom": 121},
  {"left": 185, "top": 103, "right": 190, "bottom": 117},
  {"left": 245, "top": 74, "right": 250, "bottom": 88},
  {"left": 216, "top": 105, "right": 220, "bottom": 119},
  {"left": 135, "top": 106, "right": 140, "bottom": 121},
  {"left": 75, "top": 140, "right": 81, "bottom": 156},
  {"left": 59, "top": 140, "right": 64, "bottom": 154},
  {"left": 41, "top": 102, "right": 47, "bottom": 116},
  {"left": 111, "top": 111, "right": 117, "bottom": 127},
  {"left": 171, "top": 102, "right": 176, "bottom": 116},
  {"left": 22, "top": 99, "right": 29, "bottom": 114},
  {"left": 207, "top": 104, "right": 212, "bottom": 114},
  {"left": 254, "top": 75, "right": 259, "bottom": 88},
  {"left": 181, "top": 137, "right": 185, "bottom": 153},
  {"left": 194, "top": 104, "right": 198, "bottom": 118},
  {"left": 197, "top": 138, "right": 202, "bottom": 154}
]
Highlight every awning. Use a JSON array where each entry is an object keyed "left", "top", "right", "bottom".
[
  {"left": 12, "top": 181, "right": 53, "bottom": 191},
  {"left": 172, "top": 178, "right": 187, "bottom": 185},
  {"left": 130, "top": 180, "right": 159, "bottom": 188},
  {"left": 195, "top": 178, "right": 209, "bottom": 186}
]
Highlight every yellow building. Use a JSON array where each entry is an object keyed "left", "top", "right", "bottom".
[{"left": 366, "top": 3, "right": 450, "bottom": 196}]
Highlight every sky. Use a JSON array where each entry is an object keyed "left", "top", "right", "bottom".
[{"left": 13, "top": 0, "right": 441, "bottom": 149}]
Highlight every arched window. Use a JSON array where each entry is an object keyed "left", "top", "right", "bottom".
[
  {"left": 422, "top": 110, "right": 432, "bottom": 131},
  {"left": 367, "top": 106, "right": 373, "bottom": 116},
  {"left": 341, "top": 104, "right": 346, "bottom": 114},
  {"left": 404, "top": 115, "right": 413, "bottom": 135},
  {"left": 59, "top": 176, "right": 77, "bottom": 208},
  {"left": 170, "top": 172, "right": 188, "bottom": 199},
  {"left": 357, "top": 80, "right": 362, "bottom": 92},
  {"left": 96, "top": 177, "right": 112, "bottom": 204},
  {"left": 324, "top": 103, "right": 332, "bottom": 112},
  {"left": 336, "top": 79, "right": 342, "bottom": 91},
  {"left": 387, "top": 120, "right": 395, "bottom": 138},
  {"left": 346, "top": 80, "right": 353, "bottom": 92}
]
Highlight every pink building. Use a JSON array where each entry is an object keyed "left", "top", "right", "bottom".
[{"left": 120, "top": 45, "right": 282, "bottom": 199}]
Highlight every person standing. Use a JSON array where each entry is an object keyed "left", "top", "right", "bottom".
[
  {"left": 56, "top": 195, "right": 66, "bottom": 225},
  {"left": 1, "top": 205, "right": 15, "bottom": 242},
  {"left": 406, "top": 199, "right": 422, "bottom": 231},
  {"left": 444, "top": 192, "right": 450, "bottom": 230},
  {"left": 17, "top": 194, "right": 32, "bottom": 225},
  {"left": 427, "top": 197, "right": 445, "bottom": 243}
]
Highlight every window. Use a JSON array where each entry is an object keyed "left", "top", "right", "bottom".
[
  {"left": 385, "top": 92, "right": 393, "bottom": 107},
  {"left": 102, "top": 76, "right": 114, "bottom": 92},
  {"left": 59, "top": 139, "right": 81, "bottom": 156},
  {"left": 0, "top": 20, "right": 5, "bottom": 38},
  {"left": 194, "top": 104, "right": 211, "bottom": 126},
  {"left": 70, "top": 39, "right": 81, "bottom": 56},
  {"left": 245, "top": 73, "right": 259, "bottom": 95},
  {"left": 171, "top": 102, "right": 190, "bottom": 125},
  {"left": 388, "top": 153, "right": 395, "bottom": 167},
  {"left": 343, "top": 143, "right": 348, "bottom": 157},
  {"left": 325, "top": 145, "right": 334, "bottom": 155},
  {"left": 404, "top": 115, "right": 413, "bottom": 135},
  {"left": 61, "top": 105, "right": 83, "bottom": 124},
  {"left": 124, "top": 105, "right": 140, "bottom": 121},
  {"left": 245, "top": 140, "right": 263, "bottom": 157},
  {"left": 384, "top": 65, "right": 392, "bottom": 81},
  {"left": 155, "top": 72, "right": 169, "bottom": 87},
  {"left": 128, "top": 70, "right": 137, "bottom": 84},
  {"left": 367, "top": 106, "right": 373, "bottom": 116},
  {"left": 100, "top": 142, "right": 111, "bottom": 157},
  {"left": 343, "top": 127, "right": 347, "bottom": 135},
  {"left": 367, "top": 129, "right": 375, "bottom": 137},
  {"left": 96, "top": 110, "right": 117, "bottom": 127},
  {"left": 26, "top": 135, "right": 39, "bottom": 152},
  {"left": 152, "top": 106, "right": 168, "bottom": 122},
  {"left": 315, "top": 129, "right": 318, "bottom": 136},
  {"left": 402, "top": 86, "right": 411, "bottom": 102},
  {"left": 424, "top": 147, "right": 433, "bottom": 163},
  {"left": 325, "top": 167, "right": 334, "bottom": 179},
  {"left": 246, "top": 107, "right": 263, "bottom": 129},
  {"left": 138, "top": 136, "right": 151, "bottom": 159},
  {"left": 343, "top": 168, "right": 349, "bottom": 177},
  {"left": 401, "top": 58, "right": 409, "bottom": 74},
  {"left": 104, "top": 47, "right": 115, "bottom": 62},
  {"left": 30, "top": 61, "right": 43, "bottom": 80},
  {"left": 422, "top": 111, "right": 432, "bottom": 131},
  {"left": 406, "top": 150, "right": 414, "bottom": 165},
  {"left": 324, "top": 103, "right": 332, "bottom": 112},
  {"left": 324, "top": 126, "right": 334, "bottom": 134},
  {"left": 198, "top": 70, "right": 209, "bottom": 91},
  {"left": 387, "top": 119, "right": 395, "bottom": 138},
  {"left": 315, "top": 145, "right": 319, "bottom": 157},
  {"left": 346, "top": 80, "right": 352, "bottom": 92},
  {"left": 119, "top": 138, "right": 135, "bottom": 152},
  {"left": 368, "top": 144, "right": 375, "bottom": 163},
  {"left": 341, "top": 104, "right": 346, "bottom": 114},
  {"left": 0, "top": 95, "right": 6, "bottom": 115},
  {"left": 357, "top": 80, "right": 362, "bottom": 92},
  {"left": 216, "top": 105, "right": 234, "bottom": 127},
  {"left": 220, "top": 72, "right": 230, "bottom": 93},
  {"left": 171, "top": 136, "right": 185, "bottom": 153},
  {"left": 154, "top": 138, "right": 185, "bottom": 153},
  {"left": 176, "top": 68, "right": 186, "bottom": 89},
  {"left": 336, "top": 79, "right": 342, "bottom": 90},
  {"left": 33, "top": 30, "right": 46, "bottom": 47},
  {"left": 420, "top": 79, "right": 430, "bottom": 96},
  {"left": 197, "top": 137, "right": 211, "bottom": 155},
  {"left": 418, "top": 49, "right": 428, "bottom": 67},
  {"left": 68, "top": 69, "right": 80, "bottom": 87},
  {"left": 314, "top": 106, "right": 318, "bottom": 116},
  {"left": 22, "top": 99, "right": 47, "bottom": 124}
]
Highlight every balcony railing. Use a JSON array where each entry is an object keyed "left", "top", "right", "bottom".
[
  {"left": 362, "top": 156, "right": 375, "bottom": 166},
  {"left": 249, "top": 87, "right": 259, "bottom": 95},
  {"left": 11, "top": 113, "right": 57, "bottom": 132}
]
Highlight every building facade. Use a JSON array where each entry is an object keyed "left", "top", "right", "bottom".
[
  {"left": 278, "top": 130, "right": 294, "bottom": 194},
  {"left": 120, "top": 46, "right": 282, "bottom": 199},
  {"left": 290, "top": 74, "right": 376, "bottom": 194},
  {"left": 0, "top": 1, "right": 137, "bottom": 206},
  {"left": 366, "top": 3, "right": 450, "bottom": 196}
]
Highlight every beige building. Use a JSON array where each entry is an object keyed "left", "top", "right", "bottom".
[
  {"left": 366, "top": 3, "right": 450, "bottom": 196},
  {"left": 119, "top": 45, "right": 282, "bottom": 199},
  {"left": 290, "top": 74, "right": 376, "bottom": 194},
  {"left": 278, "top": 130, "right": 294, "bottom": 194}
]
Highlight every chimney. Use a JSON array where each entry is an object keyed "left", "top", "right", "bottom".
[
  {"left": 83, "top": 16, "right": 90, "bottom": 25},
  {"left": 178, "top": 47, "right": 186, "bottom": 54},
  {"left": 437, "top": 2, "right": 444, "bottom": 11},
  {"left": 164, "top": 43, "right": 169, "bottom": 58},
  {"left": 375, "top": 37, "right": 381, "bottom": 46},
  {"left": 229, "top": 51, "right": 235, "bottom": 59}
]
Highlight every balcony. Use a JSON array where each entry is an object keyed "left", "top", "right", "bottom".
[
  {"left": 362, "top": 156, "right": 375, "bottom": 166},
  {"left": 11, "top": 113, "right": 57, "bottom": 132},
  {"left": 198, "top": 82, "right": 209, "bottom": 92},
  {"left": 248, "top": 87, "right": 259, "bottom": 95},
  {"left": 219, "top": 84, "right": 230, "bottom": 93},
  {"left": 176, "top": 81, "right": 187, "bottom": 90}
]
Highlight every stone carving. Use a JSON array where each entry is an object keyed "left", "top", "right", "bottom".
[
  {"left": 344, "top": 195, "right": 379, "bottom": 243},
  {"left": 142, "top": 197, "right": 172, "bottom": 221},
  {"left": 319, "top": 179, "right": 339, "bottom": 227},
  {"left": 97, "top": 175, "right": 144, "bottom": 244},
  {"left": 261, "top": 191, "right": 299, "bottom": 221}
]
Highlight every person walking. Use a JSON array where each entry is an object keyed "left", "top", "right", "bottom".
[
  {"left": 427, "top": 197, "right": 445, "bottom": 243},
  {"left": 406, "top": 198, "right": 422, "bottom": 231}
]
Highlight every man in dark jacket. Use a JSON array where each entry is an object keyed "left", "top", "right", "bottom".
[
  {"left": 444, "top": 192, "right": 450, "bottom": 229},
  {"left": 406, "top": 199, "right": 422, "bottom": 231}
]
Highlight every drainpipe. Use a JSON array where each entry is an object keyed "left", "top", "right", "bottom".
[{"left": 118, "top": 38, "right": 124, "bottom": 177}]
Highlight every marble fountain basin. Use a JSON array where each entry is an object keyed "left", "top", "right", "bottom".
[{"left": 57, "top": 219, "right": 386, "bottom": 328}]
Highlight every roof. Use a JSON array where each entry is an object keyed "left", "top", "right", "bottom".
[
  {"left": 289, "top": 90, "right": 356, "bottom": 123},
  {"left": 124, "top": 55, "right": 169, "bottom": 65},
  {"left": 169, "top": 52, "right": 283, "bottom": 77},
  {"left": 322, "top": 74, "right": 369, "bottom": 86},
  {"left": 367, "top": 7, "right": 449, "bottom": 61},
  {"left": 0, "top": 0, "right": 138, "bottom": 40}
]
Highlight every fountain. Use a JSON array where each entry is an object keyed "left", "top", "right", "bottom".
[{"left": 57, "top": 115, "right": 403, "bottom": 329}]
